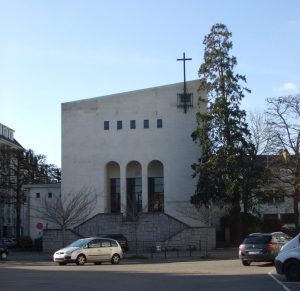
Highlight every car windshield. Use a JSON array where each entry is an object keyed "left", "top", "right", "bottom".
[
  {"left": 244, "top": 235, "right": 271, "bottom": 244},
  {"left": 67, "top": 238, "right": 90, "bottom": 248}
]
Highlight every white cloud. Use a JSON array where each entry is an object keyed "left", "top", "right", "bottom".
[{"left": 279, "top": 82, "right": 298, "bottom": 93}]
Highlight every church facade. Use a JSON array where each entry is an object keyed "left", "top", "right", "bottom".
[{"left": 61, "top": 80, "right": 208, "bottom": 228}]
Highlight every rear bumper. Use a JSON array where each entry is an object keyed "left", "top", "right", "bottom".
[{"left": 239, "top": 252, "right": 275, "bottom": 262}]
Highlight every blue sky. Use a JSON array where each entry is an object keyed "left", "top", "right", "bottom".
[{"left": 0, "top": 0, "right": 299, "bottom": 167}]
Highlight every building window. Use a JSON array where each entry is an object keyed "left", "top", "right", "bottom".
[
  {"left": 127, "top": 177, "right": 142, "bottom": 217},
  {"left": 177, "top": 93, "right": 193, "bottom": 108},
  {"left": 144, "top": 120, "right": 149, "bottom": 129},
  {"left": 157, "top": 119, "right": 163, "bottom": 128},
  {"left": 110, "top": 178, "right": 120, "bottom": 213},
  {"left": 104, "top": 121, "right": 109, "bottom": 130},
  {"left": 3, "top": 128, "right": 8, "bottom": 138},
  {"left": 130, "top": 120, "right": 136, "bottom": 129},
  {"left": 48, "top": 192, "right": 52, "bottom": 199},
  {"left": 36, "top": 193, "right": 40, "bottom": 198},
  {"left": 117, "top": 120, "right": 122, "bottom": 130},
  {"left": 148, "top": 177, "right": 164, "bottom": 212}
]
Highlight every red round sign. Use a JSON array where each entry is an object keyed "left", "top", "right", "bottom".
[{"left": 36, "top": 222, "right": 43, "bottom": 230}]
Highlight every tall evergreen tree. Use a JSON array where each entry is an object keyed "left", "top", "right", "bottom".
[{"left": 191, "top": 24, "right": 256, "bottom": 241}]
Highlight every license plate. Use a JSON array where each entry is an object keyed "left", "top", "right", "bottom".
[{"left": 248, "top": 251, "right": 260, "bottom": 255}]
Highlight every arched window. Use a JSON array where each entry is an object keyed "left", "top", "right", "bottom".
[
  {"left": 148, "top": 160, "right": 164, "bottom": 212},
  {"left": 106, "top": 162, "right": 120, "bottom": 213},
  {"left": 126, "top": 161, "right": 142, "bottom": 217}
]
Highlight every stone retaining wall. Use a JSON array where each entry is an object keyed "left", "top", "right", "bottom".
[
  {"left": 43, "top": 213, "right": 216, "bottom": 253},
  {"left": 162, "top": 227, "right": 216, "bottom": 251}
]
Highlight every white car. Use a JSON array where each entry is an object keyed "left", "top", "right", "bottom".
[
  {"left": 275, "top": 233, "right": 300, "bottom": 281},
  {"left": 53, "top": 237, "right": 124, "bottom": 266}
]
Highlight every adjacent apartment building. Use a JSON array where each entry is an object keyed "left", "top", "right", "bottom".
[{"left": 0, "top": 123, "right": 23, "bottom": 237}]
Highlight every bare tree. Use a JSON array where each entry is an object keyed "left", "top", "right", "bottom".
[
  {"left": 248, "top": 110, "right": 272, "bottom": 155},
  {"left": 125, "top": 194, "right": 147, "bottom": 254},
  {"left": 34, "top": 187, "right": 97, "bottom": 246},
  {"left": 265, "top": 94, "right": 300, "bottom": 232},
  {"left": 0, "top": 146, "right": 58, "bottom": 238}
]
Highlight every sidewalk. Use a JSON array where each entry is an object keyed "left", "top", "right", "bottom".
[{"left": 3, "top": 248, "right": 237, "bottom": 264}]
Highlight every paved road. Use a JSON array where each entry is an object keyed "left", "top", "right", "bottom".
[{"left": 1, "top": 259, "right": 299, "bottom": 291}]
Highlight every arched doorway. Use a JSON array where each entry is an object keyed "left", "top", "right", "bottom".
[
  {"left": 148, "top": 160, "right": 164, "bottom": 212},
  {"left": 106, "top": 161, "right": 120, "bottom": 213},
  {"left": 126, "top": 161, "right": 142, "bottom": 217}
]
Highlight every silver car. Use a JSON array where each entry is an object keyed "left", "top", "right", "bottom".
[{"left": 53, "top": 237, "right": 124, "bottom": 265}]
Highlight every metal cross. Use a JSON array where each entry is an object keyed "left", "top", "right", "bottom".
[{"left": 177, "top": 52, "right": 192, "bottom": 94}]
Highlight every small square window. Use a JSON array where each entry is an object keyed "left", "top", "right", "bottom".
[
  {"left": 104, "top": 121, "right": 109, "bottom": 130},
  {"left": 48, "top": 192, "right": 52, "bottom": 198},
  {"left": 130, "top": 120, "right": 136, "bottom": 129},
  {"left": 157, "top": 119, "right": 163, "bottom": 128},
  {"left": 36, "top": 193, "right": 40, "bottom": 198},
  {"left": 117, "top": 120, "right": 122, "bottom": 130},
  {"left": 144, "top": 120, "right": 149, "bottom": 129}
]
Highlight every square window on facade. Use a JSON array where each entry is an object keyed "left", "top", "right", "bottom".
[
  {"left": 144, "top": 120, "right": 149, "bottom": 129},
  {"left": 36, "top": 193, "right": 40, "bottom": 198},
  {"left": 104, "top": 121, "right": 109, "bottom": 130},
  {"left": 117, "top": 120, "right": 122, "bottom": 130},
  {"left": 157, "top": 119, "right": 163, "bottom": 128},
  {"left": 130, "top": 120, "right": 136, "bottom": 129}
]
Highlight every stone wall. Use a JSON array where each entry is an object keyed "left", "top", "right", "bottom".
[
  {"left": 162, "top": 227, "right": 216, "bottom": 251},
  {"left": 43, "top": 213, "right": 216, "bottom": 253},
  {"left": 43, "top": 229, "right": 82, "bottom": 253}
]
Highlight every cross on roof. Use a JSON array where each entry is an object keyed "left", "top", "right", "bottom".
[{"left": 177, "top": 52, "right": 192, "bottom": 94}]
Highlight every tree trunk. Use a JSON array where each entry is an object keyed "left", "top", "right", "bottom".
[
  {"left": 62, "top": 225, "right": 66, "bottom": 247},
  {"left": 232, "top": 195, "right": 242, "bottom": 244},
  {"left": 293, "top": 193, "right": 299, "bottom": 234}
]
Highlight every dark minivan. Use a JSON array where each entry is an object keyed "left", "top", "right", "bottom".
[
  {"left": 102, "top": 234, "right": 129, "bottom": 252},
  {"left": 239, "top": 232, "right": 290, "bottom": 266}
]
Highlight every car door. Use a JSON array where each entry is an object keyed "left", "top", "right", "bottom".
[
  {"left": 99, "top": 239, "right": 113, "bottom": 260},
  {"left": 84, "top": 239, "right": 102, "bottom": 262}
]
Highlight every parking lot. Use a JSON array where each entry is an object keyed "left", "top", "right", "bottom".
[{"left": 1, "top": 251, "right": 299, "bottom": 291}]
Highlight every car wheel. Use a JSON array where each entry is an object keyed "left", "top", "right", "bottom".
[
  {"left": 242, "top": 260, "right": 251, "bottom": 266},
  {"left": 285, "top": 260, "right": 300, "bottom": 282},
  {"left": 111, "top": 254, "right": 120, "bottom": 265},
  {"left": 76, "top": 254, "right": 86, "bottom": 266}
]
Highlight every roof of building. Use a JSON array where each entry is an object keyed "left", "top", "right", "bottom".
[{"left": 0, "top": 134, "right": 23, "bottom": 149}]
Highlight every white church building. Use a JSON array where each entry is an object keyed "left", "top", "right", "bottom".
[{"left": 56, "top": 80, "right": 216, "bottom": 251}]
